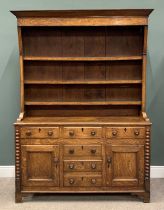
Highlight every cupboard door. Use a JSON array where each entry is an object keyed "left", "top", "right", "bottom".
[
  {"left": 106, "top": 145, "right": 144, "bottom": 187},
  {"left": 21, "top": 145, "right": 59, "bottom": 187}
]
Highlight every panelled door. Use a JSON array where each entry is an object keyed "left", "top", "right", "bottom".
[
  {"left": 21, "top": 145, "right": 59, "bottom": 187},
  {"left": 106, "top": 144, "right": 144, "bottom": 187}
]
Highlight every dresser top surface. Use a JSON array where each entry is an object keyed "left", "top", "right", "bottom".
[
  {"left": 11, "top": 9, "right": 153, "bottom": 18},
  {"left": 15, "top": 116, "right": 151, "bottom": 125}
]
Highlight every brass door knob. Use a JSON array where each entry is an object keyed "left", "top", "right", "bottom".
[
  {"left": 112, "top": 130, "right": 117, "bottom": 136},
  {"left": 91, "top": 131, "right": 96, "bottom": 136},
  {"left": 91, "top": 163, "right": 96, "bottom": 169},
  {"left": 69, "top": 178, "right": 74, "bottom": 185},
  {"left": 69, "top": 149, "right": 74, "bottom": 154},
  {"left": 69, "top": 131, "right": 74, "bottom": 137},
  {"left": 26, "top": 130, "right": 32, "bottom": 136},
  {"left": 91, "top": 148, "right": 96, "bottom": 154},
  {"left": 91, "top": 178, "right": 96, "bottom": 184},
  {"left": 48, "top": 130, "right": 53, "bottom": 136},
  {"left": 69, "top": 163, "right": 74, "bottom": 169},
  {"left": 134, "top": 130, "right": 140, "bottom": 136}
]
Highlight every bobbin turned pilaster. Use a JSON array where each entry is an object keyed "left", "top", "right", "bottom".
[{"left": 15, "top": 127, "right": 22, "bottom": 203}]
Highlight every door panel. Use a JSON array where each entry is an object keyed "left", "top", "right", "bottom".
[
  {"left": 21, "top": 145, "right": 59, "bottom": 187},
  {"left": 106, "top": 145, "right": 144, "bottom": 187}
]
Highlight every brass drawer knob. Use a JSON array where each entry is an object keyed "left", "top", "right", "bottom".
[
  {"left": 91, "top": 131, "right": 96, "bottom": 136},
  {"left": 48, "top": 130, "right": 53, "bottom": 136},
  {"left": 91, "top": 178, "right": 96, "bottom": 184},
  {"left": 107, "top": 157, "right": 112, "bottom": 164},
  {"left": 69, "top": 178, "right": 74, "bottom": 185},
  {"left": 134, "top": 130, "right": 140, "bottom": 136},
  {"left": 91, "top": 163, "right": 96, "bottom": 169},
  {"left": 69, "top": 149, "right": 74, "bottom": 154},
  {"left": 26, "top": 130, "right": 32, "bottom": 136},
  {"left": 69, "top": 163, "right": 74, "bottom": 169},
  {"left": 53, "top": 157, "right": 59, "bottom": 163},
  {"left": 91, "top": 148, "right": 96, "bottom": 154},
  {"left": 69, "top": 131, "right": 74, "bottom": 137},
  {"left": 112, "top": 130, "right": 117, "bottom": 136}
]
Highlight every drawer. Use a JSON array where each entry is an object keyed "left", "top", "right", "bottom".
[
  {"left": 106, "top": 127, "right": 145, "bottom": 139},
  {"left": 20, "top": 127, "right": 59, "bottom": 139},
  {"left": 64, "top": 174, "right": 102, "bottom": 187},
  {"left": 63, "top": 127, "right": 102, "bottom": 139},
  {"left": 64, "top": 160, "right": 102, "bottom": 172},
  {"left": 64, "top": 145, "right": 102, "bottom": 157}
]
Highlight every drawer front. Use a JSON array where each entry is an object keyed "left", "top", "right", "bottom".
[
  {"left": 20, "top": 127, "right": 59, "bottom": 139},
  {"left": 106, "top": 127, "right": 145, "bottom": 139},
  {"left": 64, "top": 160, "right": 102, "bottom": 172},
  {"left": 64, "top": 145, "right": 102, "bottom": 157},
  {"left": 64, "top": 174, "right": 102, "bottom": 187},
  {"left": 63, "top": 127, "right": 102, "bottom": 139}
]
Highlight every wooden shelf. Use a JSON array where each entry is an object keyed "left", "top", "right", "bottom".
[
  {"left": 25, "top": 101, "right": 142, "bottom": 106},
  {"left": 24, "top": 80, "right": 142, "bottom": 85},
  {"left": 24, "top": 56, "right": 143, "bottom": 61}
]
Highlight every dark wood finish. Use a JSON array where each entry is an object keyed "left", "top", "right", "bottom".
[
  {"left": 11, "top": 9, "right": 153, "bottom": 18},
  {"left": 12, "top": 9, "right": 152, "bottom": 203},
  {"left": 25, "top": 106, "right": 141, "bottom": 117}
]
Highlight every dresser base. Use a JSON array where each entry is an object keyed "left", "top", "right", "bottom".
[
  {"left": 15, "top": 116, "right": 151, "bottom": 203},
  {"left": 15, "top": 191, "right": 150, "bottom": 203}
]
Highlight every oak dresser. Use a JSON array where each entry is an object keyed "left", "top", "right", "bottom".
[{"left": 11, "top": 9, "right": 153, "bottom": 202}]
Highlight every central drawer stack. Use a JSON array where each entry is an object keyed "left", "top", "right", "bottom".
[{"left": 63, "top": 127, "right": 103, "bottom": 187}]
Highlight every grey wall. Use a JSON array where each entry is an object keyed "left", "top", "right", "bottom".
[{"left": 0, "top": 0, "right": 163, "bottom": 165}]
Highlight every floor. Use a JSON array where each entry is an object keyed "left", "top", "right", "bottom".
[{"left": 0, "top": 178, "right": 164, "bottom": 210}]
